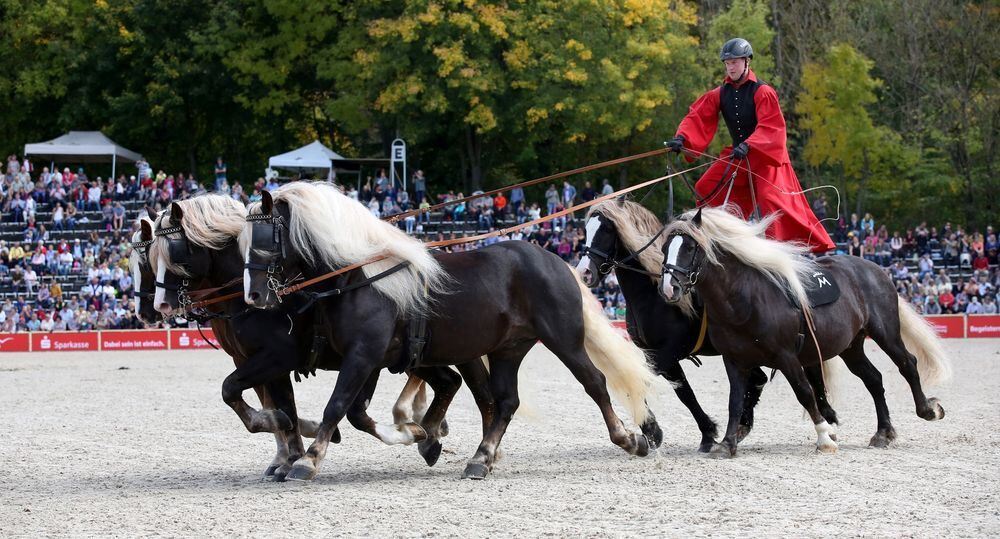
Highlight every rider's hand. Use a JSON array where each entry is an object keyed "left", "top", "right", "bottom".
[
  {"left": 731, "top": 142, "right": 750, "bottom": 159},
  {"left": 664, "top": 135, "right": 685, "bottom": 153}
]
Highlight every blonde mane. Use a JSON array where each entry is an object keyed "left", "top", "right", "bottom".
[
  {"left": 241, "top": 181, "right": 448, "bottom": 316},
  {"left": 587, "top": 199, "right": 695, "bottom": 316},
  {"left": 666, "top": 207, "right": 817, "bottom": 314},
  {"left": 149, "top": 195, "right": 247, "bottom": 276}
]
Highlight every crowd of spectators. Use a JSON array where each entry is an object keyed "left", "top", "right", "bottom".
[
  {"left": 0, "top": 151, "right": 996, "bottom": 331},
  {"left": 832, "top": 212, "right": 999, "bottom": 315}
]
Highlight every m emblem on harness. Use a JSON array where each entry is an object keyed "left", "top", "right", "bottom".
[{"left": 813, "top": 272, "right": 832, "bottom": 288}]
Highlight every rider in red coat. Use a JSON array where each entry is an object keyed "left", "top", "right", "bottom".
[{"left": 666, "top": 38, "right": 835, "bottom": 253}]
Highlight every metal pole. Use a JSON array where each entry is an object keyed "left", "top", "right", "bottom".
[{"left": 111, "top": 154, "right": 117, "bottom": 182}]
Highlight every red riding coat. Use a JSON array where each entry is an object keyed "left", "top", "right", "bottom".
[{"left": 675, "top": 69, "right": 835, "bottom": 253}]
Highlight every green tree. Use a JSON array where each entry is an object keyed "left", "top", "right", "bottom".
[
  {"left": 704, "top": 0, "right": 776, "bottom": 85},
  {"left": 325, "top": 0, "right": 701, "bottom": 192},
  {"left": 796, "top": 44, "right": 903, "bottom": 217}
]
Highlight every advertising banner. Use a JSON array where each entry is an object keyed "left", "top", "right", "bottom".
[
  {"left": 966, "top": 315, "right": 1000, "bottom": 339},
  {"left": 31, "top": 332, "right": 99, "bottom": 352},
  {"left": 169, "top": 328, "right": 219, "bottom": 350},
  {"left": 100, "top": 330, "right": 170, "bottom": 351},
  {"left": 924, "top": 315, "right": 966, "bottom": 339},
  {"left": 0, "top": 333, "right": 31, "bottom": 352}
]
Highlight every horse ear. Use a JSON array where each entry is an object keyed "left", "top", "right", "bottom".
[
  {"left": 170, "top": 202, "right": 184, "bottom": 223},
  {"left": 615, "top": 195, "right": 626, "bottom": 206},
  {"left": 692, "top": 207, "right": 703, "bottom": 226},
  {"left": 145, "top": 205, "right": 156, "bottom": 219},
  {"left": 261, "top": 190, "right": 274, "bottom": 215},
  {"left": 140, "top": 220, "right": 153, "bottom": 241}
]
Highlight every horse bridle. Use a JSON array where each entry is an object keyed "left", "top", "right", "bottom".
[
  {"left": 661, "top": 233, "right": 706, "bottom": 295},
  {"left": 244, "top": 212, "right": 299, "bottom": 301},
  {"left": 582, "top": 223, "right": 666, "bottom": 278},
  {"left": 153, "top": 224, "right": 192, "bottom": 311}
]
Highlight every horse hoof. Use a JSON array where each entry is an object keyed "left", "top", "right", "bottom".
[
  {"left": 419, "top": 439, "right": 443, "bottom": 467},
  {"left": 632, "top": 434, "right": 651, "bottom": 457},
  {"left": 271, "top": 465, "right": 292, "bottom": 482},
  {"left": 697, "top": 441, "right": 714, "bottom": 453},
  {"left": 816, "top": 441, "right": 838, "bottom": 454},
  {"left": 642, "top": 422, "right": 664, "bottom": 449},
  {"left": 829, "top": 432, "right": 838, "bottom": 442},
  {"left": 331, "top": 427, "right": 342, "bottom": 444},
  {"left": 462, "top": 462, "right": 490, "bottom": 480},
  {"left": 735, "top": 425, "right": 752, "bottom": 443},
  {"left": 869, "top": 434, "right": 892, "bottom": 448},
  {"left": 439, "top": 419, "right": 449, "bottom": 438},
  {"left": 707, "top": 443, "right": 735, "bottom": 458},
  {"left": 263, "top": 464, "right": 280, "bottom": 478},
  {"left": 285, "top": 463, "right": 318, "bottom": 481},
  {"left": 928, "top": 398, "right": 945, "bottom": 421}
]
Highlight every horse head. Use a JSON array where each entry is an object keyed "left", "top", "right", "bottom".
[
  {"left": 152, "top": 196, "right": 245, "bottom": 316},
  {"left": 243, "top": 190, "right": 299, "bottom": 310},
  {"left": 129, "top": 211, "right": 160, "bottom": 323},
  {"left": 576, "top": 212, "right": 621, "bottom": 288},
  {"left": 659, "top": 208, "right": 705, "bottom": 302}
]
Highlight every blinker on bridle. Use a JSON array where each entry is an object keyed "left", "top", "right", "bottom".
[
  {"left": 130, "top": 237, "right": 155, "bottom": 300},
  {"left": 152, "top": 224, "right": 192, "bottom": 310},
  {"left": 244, "top": 212, "right": 295, "bottom": 301}
]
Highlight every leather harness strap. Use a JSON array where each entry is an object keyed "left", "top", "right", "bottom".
[
  {"left": 276, "top": 162, "right": 712, "bottom": 297},
  {"left": 690, "top": 307, "right": 709, "bottom": 357}
]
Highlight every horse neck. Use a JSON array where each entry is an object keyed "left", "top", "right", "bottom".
[
  {"left": 694, "top": 251, "right": 741, "bottom": 307},
  {"left": 613, "top": 254, "right": 659, "bottom": 309}
]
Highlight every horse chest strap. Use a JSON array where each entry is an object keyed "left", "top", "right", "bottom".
[{"left": 689, "top": 308, "right": 709, "bottom": 357}]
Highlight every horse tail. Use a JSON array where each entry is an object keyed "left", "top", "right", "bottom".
[
  {"left": 820, "top": 357, "right": 843, "bottom": 406},
  {"left": 571, "top": 271, "right": 657, "bottom": 425},
  {"left": 897, "top": 296, "right": 952, "bottom": 386}
]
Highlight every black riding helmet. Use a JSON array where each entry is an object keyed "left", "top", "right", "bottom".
[{"left": 720, "top": 38, "right": 753, "bottom": 61}]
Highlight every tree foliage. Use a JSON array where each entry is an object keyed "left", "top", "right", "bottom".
[{"left": 0, "top": 0, "right": 995, "bottom": 228}]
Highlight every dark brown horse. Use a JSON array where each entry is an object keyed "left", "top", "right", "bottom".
[
  {"left": 149, "top": 195, "right": 486, "bottom": 480},
  {"left": 242, "top": 182, "right": 661, "bottom": 480},
  {"left": 576, "top": 199, "right": 769, "bottom": 451},
  {"left": 660, "top": 207, "right": 950, "bottom": 457}
]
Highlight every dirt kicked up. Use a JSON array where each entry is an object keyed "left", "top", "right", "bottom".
[{"left": 1, "top": 339, "right": 997, "bottom": 537}]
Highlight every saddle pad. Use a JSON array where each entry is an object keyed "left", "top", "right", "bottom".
[{"left": 805, "top": 267, "right": 840, "bottom": 308}]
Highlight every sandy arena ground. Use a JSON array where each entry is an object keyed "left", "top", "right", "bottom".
[{"left": 1, "top": 339, "right": 998, "bottom": 537}]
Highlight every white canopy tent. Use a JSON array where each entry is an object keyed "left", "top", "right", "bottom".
[
  {"left": 23, "top": 131, "right": 143, "bottom": 180},
  {"left": 268, "top": 140, "right": 345, "bottom": 178}
]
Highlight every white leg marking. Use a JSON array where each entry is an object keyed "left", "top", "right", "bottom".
[
  {"left": 374, "top": 423, "right": 417, "bottom": 446},
  {"left": 815, "top": 420, "right": 838, "bottom": 453}
]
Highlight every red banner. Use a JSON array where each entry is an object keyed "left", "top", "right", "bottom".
[
  {"left": 924, "top": 315, "right": 966, "bottom": 339},
  {"left": 0, "top": 333, "right": 31, "bottom": 352},
  {"left": 100, "top": 330, "right": 170, "bottom": 351},
  {"left": 32, "top": 332, "right": 99, "bottom": 352},
  {"left": 966, "top": 315, "right": 1000, "bottom": 339},
  {"left": 170, "top": 328, "right": 219, "bottom": 349}
]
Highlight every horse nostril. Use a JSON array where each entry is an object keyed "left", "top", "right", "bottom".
[
  {"left": 158, "top": 303, "right": 172, "bottom": 313},
  {"left": 248, "top": 291, "right": 260, "bottom": 302}
]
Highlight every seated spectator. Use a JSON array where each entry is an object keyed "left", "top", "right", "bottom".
[
  {"left": 112, "top": 202, "right": 126, "bottom": 231},
  {"left": 983, "top": 295, "right": 998, "bottom": 314},
  {"left": 966, "top": 296, "right": 983, "bottom": 314},
  {"left": 924, "top": 295, "right": 942, "bottom": 314},
  {"left": 917, "top": 254, "right": 934, "bottom": 280}
]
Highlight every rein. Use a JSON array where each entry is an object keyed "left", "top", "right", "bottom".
[
  {"left": 386, "top": 147, "right": 671, "bottom": 224},
  {"left": 274, "top": 162, "right": 712, "bottom": 297}
]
